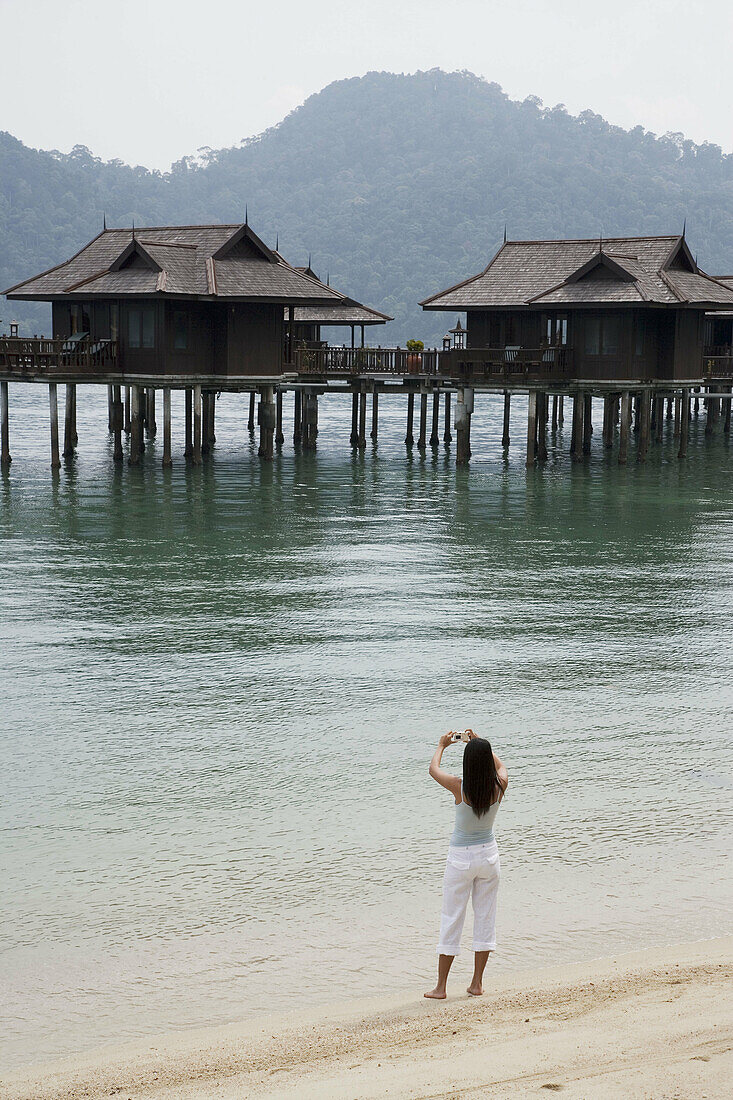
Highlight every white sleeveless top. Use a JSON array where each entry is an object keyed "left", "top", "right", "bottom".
[{"left": 450, "top": 780, "right": 501, "bottom": 847}]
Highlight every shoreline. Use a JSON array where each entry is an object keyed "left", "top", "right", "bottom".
[{"left": 2, "top": 935, "right": 731, "bottom": 1099}]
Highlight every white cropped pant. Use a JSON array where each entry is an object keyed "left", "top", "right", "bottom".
[{"left": 436, "top": 839, "right": 500, "bottom": 956}]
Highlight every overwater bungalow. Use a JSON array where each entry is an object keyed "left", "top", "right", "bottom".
[{"left": 285, "top": 264, "right": 392, "bottom": 351}]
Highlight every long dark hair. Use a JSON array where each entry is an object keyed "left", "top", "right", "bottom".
[{"left": 462, "top": 737, "right": 504, "bottom": 817}]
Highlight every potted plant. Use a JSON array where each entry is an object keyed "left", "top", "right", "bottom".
[{"left": 406, "top": 338, "right": 424, "bottom": 375}]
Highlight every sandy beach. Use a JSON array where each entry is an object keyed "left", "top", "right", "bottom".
[{"left": 2, "top": 936, "right": 730, "bottom": 1100}]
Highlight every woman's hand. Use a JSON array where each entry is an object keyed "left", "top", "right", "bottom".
[
  {"left": 465, "top": 728, "right": 477, "bottom": 740},
  {"left": 439, "top": 732, "right": 456, "bottom": 749}
]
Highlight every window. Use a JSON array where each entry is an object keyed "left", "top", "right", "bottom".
[
  {"left": 69, "top": 302, "right": 90, "bottom": 335},
  {"left": 584, "top": 317, "right": 601, "bottom": 355},
  {"left": 173, "top": 310, "right": 189, "bottom": 351},
  {"left": 128, "top": 307, "right": 155, "bottom": 348},
  {"left": 545, "top": 315, "right": 568, "bottom": 345},
  {"left": 584, "top": 315, "right": 620, "bottom": 356}
]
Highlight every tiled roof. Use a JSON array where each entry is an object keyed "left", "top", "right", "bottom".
[
  {"left": 421, "top": 236, "right": 733, "bottom": 310},
  {"left": 5, "top": 225, "right": 345, "bottom": 304},
  {"left": 290, "top": 302, "right": 392, "bottom": 324}
]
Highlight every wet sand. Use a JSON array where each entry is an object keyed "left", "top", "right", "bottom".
[{"left": 2, "top": 936, "right": 731, "bottom": 1099}]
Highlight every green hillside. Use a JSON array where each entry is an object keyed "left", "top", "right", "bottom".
[{"left": 2, "top": 69, "right": 733, "bottom": 343}]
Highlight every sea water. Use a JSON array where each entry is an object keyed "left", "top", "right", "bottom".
[{"left": 1, "top": 383, "right": 732, "bottom": 1069}]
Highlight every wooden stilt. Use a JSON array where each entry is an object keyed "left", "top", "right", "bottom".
[
  {"left": 418, "top": 392, "right": 428, "bottom": 451},
  {"left": 674, "top": 395, "right": 681, "bottom": 438},
  {"left": 0, "top": 380, "right": 10, "bottom": 468},
  {"left": 107, "top": 385, "right": 114, "bottom": 433},
  {"left": 602, "top": 396, "right": 611, "bottom": 448},
  {"left": 583, "top": 393, "right": 592, "bottom": 454},
  {"left": 537, "top": 391, "right": 547, "bottom": 462},
  {"left": 124, "top": 386, "right": 131, "bottom": 434},
  {"left": 558, "top": 395, "right": 564, "bottom": 425},
  {"left": 358, "top": 386, "right": 367, "bottom": 450},
  {"left": 694, "top": 389, "right": 700, "bottom": 418},
  {"left": 209, "top": 391, "right": 216, "bottom": 444},
  {"left": 443, "top": 391, "right": 452, "bottom": 443},
  {"left": 638, "top": 390, "right": 651, "bottom": 462},
  {"left": 526, "top": 390, "right": 538, "bottom": 468},
  {"left": 666, "top": 395, "right": 673, "bottom": 420},
  {"left": 258, "top": 385, "right": 275, "bottom": 460},
  {"left": 370, "top": 389, "right": 379, "bottom": 441},
  {"left": 350, "top": 389, "right": 359, "bottom": 447},
  {"left": 618, "top": 391, "right": 631, "bottom": 465},
  {"left": 650, "top": 395, "right": 657, "bottom": 431},
  {"left": 112, "top": 384, "right": 123, "bottom": 463},
  {"left": 72, "top": 384, "right": 78, "bottom": 446},
  {"left": 705, "top": 385, "right": 716, "bottom": 435},
  {"left": 455, "top": 388, "right": 472, "bottom": 466},
  {"left": 129, "top": 385, "right": 142, "bottom": 466},
  {"left": 429, "top": 391, "right": 440, "bottom": 447},
  {"left": 276, "top": 390, "right": 284, "bottom": 446},
  {"left": 192, "top": 385, "right": 202, "bottom": 465},
  {"left": 293, "top": 390, "right": 302, "bottom": 445},
  {"left": 201, "top": 392, "right": 211, "bottom": 455},
  {"left": 405, "top": 392, "right": 415, "bottom": 448},
  {"left": 47, "top": 382, "right": 60, "bottom": 470},
  {"left": 502, "top": 391, "right": 511, "bottom": 447},
  {"left": 162, "top": 388, "right": 172, "bottom": 467},
  {"left": 678, "top": 387, "right": 690, "bottom": 459},
  {"left": 248, "top": 391, "right": 256, "bottom": 433},
  {"left": 63, "top": 383, "right": 76, "bottom": 458},
  {"left": 571, "top": 392, "right": 583, "bottom": 459},
  {"left": 551, "top": 394, "right": 558, "bottom": 431},
  {"left": 184, "top": 389, "right": 193, "bottom": 457},
  {"left": 654, "top": 395, "right": 663, "bottom": 443},
  {"left": 146, "top": 388, "right": 157, "bottom": 436},
  {"left": 303, "top": 391, "right": 318, "bottom": 450},
  {"left": 725, "top": 386, "right": 732, "bottom": 435},
  {"left": 633, "top": 394, "right": 641, "bottom": 433}
]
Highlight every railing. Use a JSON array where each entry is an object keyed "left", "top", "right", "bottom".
[
  {"left": 704, "top": 346, "right": 733, "bottom": 377},
  {"left": 440, "top": 346, "right": 573, "bottom": 381},
  {"left": 0, "top": 336, "right": 118, "bottom": 375},
  {"left": 294, "top": 345, "right": 440, "bottom": 376}
]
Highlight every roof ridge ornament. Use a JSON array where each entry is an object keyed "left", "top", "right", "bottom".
[
  {"left": 103, "top": 212, "right": 107, "bottom": 231},
  {"left": 245, "top": 205, "right": 248, "bottom": 226},
  {"left": 503, "top": 224, "right": 507, "bottom": 244}
]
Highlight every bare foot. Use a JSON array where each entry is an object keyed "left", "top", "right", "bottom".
[
  {"left": 424, "top": 988, "right": 447, "bottom": 999},
  {"left": 467, "top": 983, "right": 483, "bottom": 996}
]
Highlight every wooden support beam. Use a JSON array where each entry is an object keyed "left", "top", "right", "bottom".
[
  {"left": 371, "top": 389, "right": 379, "bottom": 440},
  {"left": 63, "top": 382, "right": 76, "bottom": 458},
  {"left": 107, "top": 385, "right": 114, "bottom": 433},
  {"left": 192, "top": 384, "right": 202, "bottom": 465},
  {"left": 443, "top": 391, "right": 452, "bottom": 444},
  {"left": 293, "top": 390, "right": 302, "bottom": 445},
  {"left": 678, "top": 387, "right": 690, "bottom": 459},
  {"left": 418, "top": 392, "right": 428, "bottom": 451},
  {"left": 666, "top": 395, "right": 673, "bottom": 420},
  {"left": 725, "top": 386, "right": 732, "bottom": 435},
  {"left": 633, "top": 394, "right": 641, "bottom": 433},
  {"left": 655, "top": 395, "right": 664, "bottom": 443},
  {"left": 303, "top": 391, "right": 318, "bottom": 450},
  {"left": 618, "top": 391, "right": 631, "bottom": 465},
  {"left": 209, "top": 391, "right": 216, "bottom": 444},
  {"left": 350, "top": 389, "right": 359, "bottom": 447},
  {"left": 429, "top": 391, "right": 440, "bottom": 447},
  {"left": 602, "top": 396, "right": 611, "bottom": 448},
  {"left": 129, "top": 385, "right": 142, "bottom": 466},
  {"left": 674, "top": 395, "right": 681, "bottom": 438},
  {"left": 502, "top": 391, "right": 511, "bottom": 447},
  {"left": 48, "top": 382, "right": 61, "bottom": 469},
  {"left": 405, "top": 392, "right": 415, "bottom": 449},
  {"left": 638, "top": 390, "right": 651, "bottom": 462},
  {"left": 124, "top": 386, "right": 131, "bottom": 434},
  {"left": 526, "top": 390, "right": 538, "bottom": 468},
  {"left": 162, "top": 388, "right": 172, "bottom": 468},
  {"left": 0, "top": 381, "right": 10, "bottom": 469},
  {"left": 276, "top": 391, "right": 284, "bottom": 446},
  {"left": 358, "top": 386, "right": 367, "bottom": 449},
  {"left": 146, "top": 388, "right": 157, "bottom": 437},
  {"left": 705, "top": 385, "right": 716, "bottom": 435},
  {"left": 455, "top": 388, "right": 472, "bottom": 466},
  {"left": 536, "top": 391, "right": 547, "bottom": 462},
  {"left": 112, "top": 384, "right": 123, "bottom": 463},
  {"left": 201, "top": 392, "right": 211, "bottom": 455},
  {"left": 583, "top": 393, "right": 592, "bottom": 454},
  {"left": 570, "top": 392, "right": 583, "bottom": 459},
  {"left": 551, "top": 394, "right": 558, "bottom": 431},
  {"left": 248, "top": 391, "right": 256, "bottom": 433},
  {"left": 558, "top": 395, "right": 564, "bottom": 425},
  {"left": 258, "top": 385, "right": 276, "bottom": 460},
  {"left": 184, "top": 389, "right": 193, "bottom": 457}
]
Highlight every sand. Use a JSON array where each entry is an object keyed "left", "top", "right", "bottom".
[{"left": 2, "top": 936, "right": 731, "bottom": 1100}]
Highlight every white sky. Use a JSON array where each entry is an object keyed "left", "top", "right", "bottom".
[{"left": 1, "top": 0, "right": 731, "bottom": 169}]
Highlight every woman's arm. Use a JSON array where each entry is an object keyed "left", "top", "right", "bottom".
[
  {"left": 429, "top": 734, "right": 462, "bottom": 803},
  {"left": 493, "top": 751, "right": 509, "bottom": 792}
]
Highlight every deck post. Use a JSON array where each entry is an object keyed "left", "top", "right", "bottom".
[
  {"left": 201, "top": 392, "right": 211, "bottom": 455},
  {"left": 502, "top": 391, "right": 511, "bottom": 447},
  {"left": 129, "top": 385, "right": 142, "bottom": 466},
  {"left": 655, "top": 395, "right": 664, "bottom": 443},
  {"left": 558, "top": 395, "right": 564, "bottom": 425},
  {"left": 112, "top": 384, "right": 123, "bottom": 463},
  {"left": 358, "top": 385, "right": 367, "bottom": 450},
  {"left": 537, "top": 391, "right": 547, "bottom": 462},
  {"left": 674, "top": 395, "right": 681, "bottom": 438},
  {"left": 633, "top": 394, "right": 641, "bottom": 434},
  {"left": 293, "top": 390, "right": 302, "bottom": 445},
  {"left": 443, "top": 391, "right": 452, "bottom": 443},
  {"left": 418, "top": 392, "right": 428, "bottom": 451},
  {"left": 583, "top": 393, "right": 592, "bottom": 454},
  {"left": 705, "top": 385, "right": 716, "bottom": 435},
  {"left": 694, "top": 389, "right": 700, "bottom": 417},
  {"left": 0, "top": 381, "right": 10, "bottom": 468},
  {"left": 678, "top": 387, "right": 690, "bottom": 459},
  {"left": 209, "top": 391, "right": 216, "bottom": 444},
  {"left": 570, "top": 392, "right": 583, "bottom": 459},
  {"left": 430, "top": 391, "right": 440, "bottom": 447},
  {"left": 455, "top": 387, "right": 473, "bottom": 466},
  {"left": 405, "top": 392, "right": 415, "bottom": 449},
  {"left": 304, "top": 391, "right": 318, "bottom": 450},
  {"left": 638, "top": 390, "right": 651, "bottom": 462},
  {"left": 650, "top": 395, "right": 657, "bottom": 431},
  {"left": 667, "top": 395, "right": 673, "bottom": 420},
  {"left": 192, "top": 385, "right": 202, "bottom": 465},
  {"left": 107, "top": 385, "right": 114, "bottom": 433},
  {"left": 371, "top": 388, "right": 379, "bottom": 441},
  {"left": 162, "top": 388, "right": 172, "bottom": 468},
  {"left": 276, "top": 390, "right": 284, "bottom": 446},
  {"left": 146, "top": 388, "right": 157, "bottom": 437},
  {"left": 184, "top": 389, "right": 193, "bottom": 457},
  {"left": 124, "top": 387, "right": 131, "bottom": 434},
  {"left": 526, "top": 390, "right": 538, "bottom": 468},
  {"left": 551, "top": 394, "right": 558, "bottom": 431},
  {"left": 48, "top": 382, "right": 61, "bottom": 470},
  {"left": 248, "top": 391, "right": 256, "bottom": 433},
  {"left": 350, "top": 389, "right": 359, "bottom": 447},
  {"left": 602, "top": 397, "right": 610, "bottom": 447},
  {"left": 724, "top": 386, "right": 732, "bottom": 435},
  {"left": 618, "top": 391, "right": 631, "bottom": 465},
  {"left": 63, "top": 383, "right": 76, "bottom": 458},
  {"left": 259, "top": 385, "right": 276, "bottom": 460}
]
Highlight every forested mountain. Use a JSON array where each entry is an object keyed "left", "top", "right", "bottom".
[{"left": 2, "top": 69, "right": 733, "bottom": 343}]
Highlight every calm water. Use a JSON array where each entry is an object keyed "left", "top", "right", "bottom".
[{"left": 1, "top": 383, "right": 732, "bottom": 1070}]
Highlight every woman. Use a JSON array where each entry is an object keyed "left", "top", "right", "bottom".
[{"left": 425, "top": 730, "right": 508, "bottom": 1000}]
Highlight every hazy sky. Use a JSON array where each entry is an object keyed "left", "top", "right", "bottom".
[{"left": 2, "top": 0, "right": 731, "bottom": 170}]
